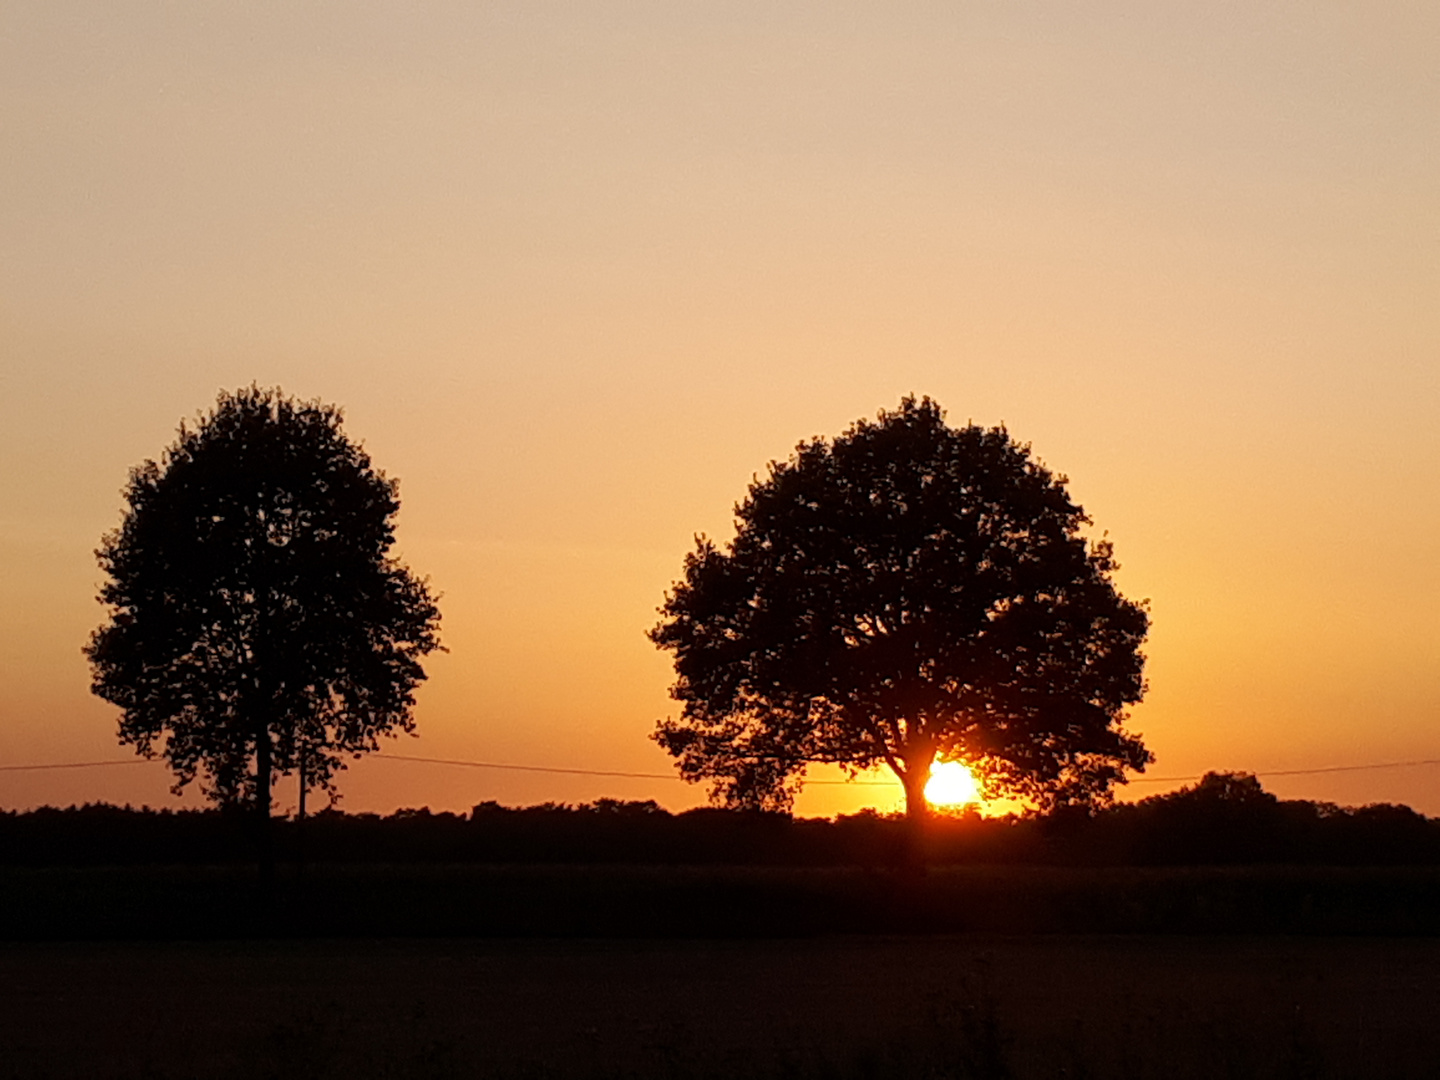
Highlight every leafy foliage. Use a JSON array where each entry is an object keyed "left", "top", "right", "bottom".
[
  {"left": 650, "top": 396, "right": 1150, "bottom": 814},
  {"left": 85, "top": 386, "right": 442, "bottom": 809}
]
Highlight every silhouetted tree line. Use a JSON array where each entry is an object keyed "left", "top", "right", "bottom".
[{"left": 3, "top": 773, "right": 1438, "bottom": 868}]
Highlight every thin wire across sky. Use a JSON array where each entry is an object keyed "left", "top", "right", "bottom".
[{"left": 5, "top": 753, "right": 1440, "bottom": 789}]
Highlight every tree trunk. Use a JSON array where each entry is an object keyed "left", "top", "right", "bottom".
[
  {"left": 901, "top": 767, "right": 931, "bottom": 827},
  {"left": 296, "top": 751, "right": 307, "bottom": 877},
  {"left": 898, "top": 743, "right": 935, "bottom": 874},
  {"left": 256, "top": 720, "right": 273, "bottom": 884}
]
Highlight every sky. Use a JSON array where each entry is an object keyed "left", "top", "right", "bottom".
[{"left": 2, "top": 2, "right": 1437, "bottom": 818}]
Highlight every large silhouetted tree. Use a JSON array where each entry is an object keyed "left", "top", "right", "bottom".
[
  {"left": 86, "top": 387, "right": 442, "bottom": 848},
  {"left": 650, "top": 396, "right": 1150, "bottom": 822}
]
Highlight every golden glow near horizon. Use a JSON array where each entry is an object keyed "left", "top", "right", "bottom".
[
  {"left": 2, "top": 4, "right": 1437, "bottom": 817},
  {"left": 925, "top": 762, "right": 981, "bottom": 810}
]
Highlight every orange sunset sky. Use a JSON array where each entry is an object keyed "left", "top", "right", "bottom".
[{"left": 2, "top": 3, "right": 1437, "bottom": 817}]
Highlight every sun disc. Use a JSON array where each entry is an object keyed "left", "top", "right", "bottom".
[{"left": 925, "top": 760, "right": 980, "bottom": 807}]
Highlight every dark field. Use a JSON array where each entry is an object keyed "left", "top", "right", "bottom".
[
  {"left": 6, "top": 866, "right": 1440, "bottom": 1077},
  {"left": 7, "top": 862, "right": 1440, "bottom": 939},
  {"left": 5, "top": 933, "right": 1440, "bottom": 1079}
]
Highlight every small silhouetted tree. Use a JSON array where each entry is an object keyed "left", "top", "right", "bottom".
[
  {"left": 85, "top": 387, "right": 442, "bottom": 862},
  {"left": 650, "top": 396, "right": 1150, "bottom": 825},
  {"left": 1133, "top": 771, "right": 1284, "bottom": 864}
]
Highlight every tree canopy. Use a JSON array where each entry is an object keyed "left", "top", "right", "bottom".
[
  {"left": 85, "top": 387, "right": 442, "bottom": 817},
  {"left": 649, "top": 396, "right": 1151, "bottom": 817}
]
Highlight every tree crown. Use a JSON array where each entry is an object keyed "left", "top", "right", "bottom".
[
  {"left": 651, "top": 396, "right": 1150, "bottom": 813},
  {"left": 87, "top": 386, "right": 442, "bottom": 805}
]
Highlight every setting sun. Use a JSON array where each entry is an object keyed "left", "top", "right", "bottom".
[{"left": 925, "top": 761, "right": 980, "bottom": 808}]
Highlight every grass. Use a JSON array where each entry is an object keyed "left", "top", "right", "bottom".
[
  {"left": 6, "top": 864, "right": 1439, "bottom": 1076},
  {"left": 3, "top": 934, "right": 1439, "bottom": 1078},
  {"left": 5, "top": 861, "right": 1440, "bottom": 939}
]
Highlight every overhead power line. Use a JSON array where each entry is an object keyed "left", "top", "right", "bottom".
[
  {"left": 0, "top": 759, "right": 146, "bottom": 772},
  {"left": 371, "top": 753, "right": 898, "bottom": 785},
  {"left": 1128, "top": 757, "right": 1440, "bottom": 784},
  {"left": 375, "top": 753, "right": 676, "bottom": 781},
  {"left": 5, "top": 754, "right": 1440, "bottom": 786},
  {"left": 368, "top": 753, "right": 1440, "bottom": 786}
]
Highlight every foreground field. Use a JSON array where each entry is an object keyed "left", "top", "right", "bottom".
[
  {"left": 4, "top": 933, "right": 1440, "bottom": 1078},
  {"left": 6, "top": 862, "right": 1440, "bottom": 938}
]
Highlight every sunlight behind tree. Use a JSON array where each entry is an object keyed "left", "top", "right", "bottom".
[
  {"left": 924, "top": 760, "right": 980, "bottom": 808},
  {"left": 649, "top": 397, "right": 1151, "bottom": 825}
]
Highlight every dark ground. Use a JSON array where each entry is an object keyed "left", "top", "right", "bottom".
[
  {"left": 6, "top": 864, "right": 1440, "bottom": 1077},
  {"left": 4, "top": 933, "right": 1440, "bottom": 1079},
  {"left": 7, "top": 862, "right": 1440, "bottom": 938}
]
